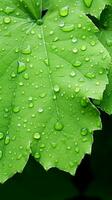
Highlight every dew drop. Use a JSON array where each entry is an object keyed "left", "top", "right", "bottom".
[
  {"left": 33, "top": 132, "right": 41, "bottom": 140},
  {"left": 22, "top": 45, "right": 31, "bottom": 55},
  {"left": 54, "top": 121, "right": 63, "bottom": 131},
  {"left": 13, "top": 106, "right": 20, "bottom": 113},
  {"left": 17, "top": 61, "right": 27, "bottom": 74},
  {"left": 0, "top": 150, "right": 3, "bottom": 159},
  {"left": 34, "top": 152, "right": 40, "bottom": 159},
  {"left": 5, "top": 135, "right": 10, "bottom": 145},
  {"left": 73, "top": 61, "right": 82, "bottom": 67},
  {"left": 70, "top": 71, "right": 76, "bottom": 77},
  {"left": 61, "top": 24, "right": 74, "bottom": 32},
  {"left": 81, "top": 97, "right": 88, "bottom": 107},
  {"left": 80, "top": 128, "right": 88, "bottom": 136},
  {"left": 38, "top": 107, "right": 44, "bottom": 113},
  {"left": 53, "top": 85, "right": 60, "bottom": 93},
  {"left": 59, "top": 6, "right": 69, "bottom": 17},
  {"left": 3, "top": 16, "right": 11, "bottom": 24}
]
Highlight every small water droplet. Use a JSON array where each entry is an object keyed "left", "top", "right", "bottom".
[
  {"left": 38, "top": 107, "right": 44, "bottom": 113},
  {"left": 33, "top": 132, "right": 41, "bottom": 140},
  {"left": 34, "top": 152, "right": 40, "bottom": 159},
  {"left": 5, "top": 135, "right": 10, "bottom": 145},
  {"left": 81, "top": 97, "right": 88, "bottom": 107},
  {"left": 80, "top": 128, "right": 88, "bottom": 136},
  {"left": 13, "top": 106, "right": 20, "bottom": 113},
  {"left": 54, "top": 121, "right": 63, "bottom": 131},
  {"left": 54, "top": 85, "right": 60, "bottom": 93},
  {"left": 3, "top": 16, "right": 11, "bottom": 24}
]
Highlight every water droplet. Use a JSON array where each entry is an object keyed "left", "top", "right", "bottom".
[
  {"left": 80, "top": 128, "right": 88, "bottom": 136},
  {"left": 44, "top": 58, "right": 49, "bottom": 66},
  {"left": 70, "top": 71, "right": 76, "bottom": 77},
  {"left": 54, "top": 85, "right": 60, "bottom": 93},
  {"left": 23, "top": 73, "right": 29, "bottom": 80},
  {"left": 85, "top": 72, "right": 95, "bottom": 79},
  {"left": 22, "top": 45, "right": 31, "bottom": 55},
  {"left": 75, "top": 87, "right": 80, "bottom": 93},
  {"left": 38, "top": 107, "right": 44, "bottom": 113},
  {"left": 73, "top": 48, "right": 78, "bottom": 53},
  {"left": 5, "top": 135, "right": 10, "bottom": 145},
  {"left": 73, "top": 61, "right": 82, "bottom": 67},
  {"left": 13, "top": 106, "right": 20, "bottom": 113},
  {"left": 75, "top": 147, "right": 79, "bottom": 153},
  {"left": 83, "top": 0, "right": 93, "bottom": 8},
  {"left": 34, "top": 152, "right": 40, "bottom": 159},
  {"left": 0, "top": 132, "right": 4, "bottom": 140},
  {"left": 81, "top": 45, "right": 87, "bottom": 51},
  {"left": 17, "top": 61, "right": 27, "bottom": 74},
  {"left": 3, "top": 16, "right": 11, "bottom": 24},
  {"left": 61, "top": 24, "right": 74, "bottom": 32},
  {"left": 54, "top": 121, "right": 63, "bottom": 131},
  {"left": 51, "top": 142, "right": 57, "bottom": 148},
  {"left": 59, "top": 6, "right": 69, "bottom": 17},
  {"left": 33, "top": 132, "right": 41, "bottom": 140},
  {"left": 81, "top": 97, "right": 88, "bottom": 107}
]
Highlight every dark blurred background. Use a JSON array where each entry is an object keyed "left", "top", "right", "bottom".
[{"left": 0, "top": 111, "right": 112, "bottom": 200}]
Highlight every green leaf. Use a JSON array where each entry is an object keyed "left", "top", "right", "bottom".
[
  {"left": 97, "top": 6, "right": 112, "bottom": 114},
  {"left": 0, "top": 0, "right": 110, "bottom": 182},
  {"left": 47, "top": 0, "right": 112, "bottom": 18}
]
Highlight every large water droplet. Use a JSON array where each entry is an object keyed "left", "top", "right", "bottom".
[
  {"left": 22, "top": 45, "right": 31, "bottom": 55},
  {"left": 17, "top": 61, "right": 27, "bottom": 74},
  {"left": 61, "top": 24, "right": 75, "bottom": 32},
  {"left": 59, "top": 6, "right": 69, "bottom": 17}
]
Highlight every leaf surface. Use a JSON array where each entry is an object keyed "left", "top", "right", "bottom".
[
  {"left": 0, "top": 0, "right": 110, "bottom": 182},
  {"left": 97, "top": 6, "right": 112, "bottom": 114}
]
